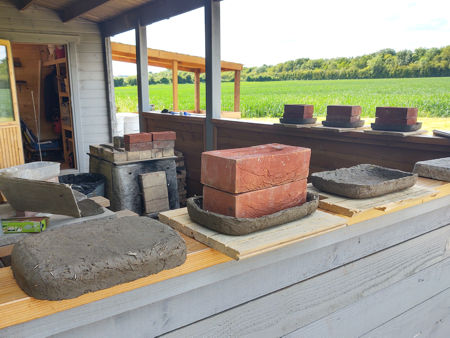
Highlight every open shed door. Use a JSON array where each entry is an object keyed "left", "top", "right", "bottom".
[{"left": 0, "top": 39, "right": 24, "bottom": 169}]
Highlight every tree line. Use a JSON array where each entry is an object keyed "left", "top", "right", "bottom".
[{"left": 114, "top": 45, "right": 450, "bottom": 86}]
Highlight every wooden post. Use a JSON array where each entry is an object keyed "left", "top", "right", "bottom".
[
  {"left": 172, "top": 60, "right": 179, "bottom": 111},
  {"left": 102, "top": 36, "right": 117, "bottom": 139},
  {"left": 135, "top": 20, "right": 149, "bottom": 131},
  {"left": 234, "top": 70, "right": 240, "bottom": 113},
  {"left": 194, "top": 70, "right": 200, "bottom": 113},
  {"left": 204, "top": 0, "right": 221, "bottom": 151}
]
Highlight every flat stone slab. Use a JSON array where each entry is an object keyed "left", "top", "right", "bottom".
[
  {"left": 311, "top": 164, "right": 417, "bottom": 199},
  {"left": 11, "top": 216, "right": 186, "bottom": 300},
  {"left": 187, "top": 192, "right": 319, "bottom": 236},
  {"left": 413, "top": 157, "right": 450, "bottom": 182}
]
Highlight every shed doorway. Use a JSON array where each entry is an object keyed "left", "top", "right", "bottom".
[{"left": 11, "top": 42, "right": 77, "bottom": 169}]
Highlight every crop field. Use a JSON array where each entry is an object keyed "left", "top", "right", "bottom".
[{"left": 115, "top": 77, "right": 450, "bottom": 119}]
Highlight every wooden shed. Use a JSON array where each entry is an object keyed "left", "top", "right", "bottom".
[{"left": 1, "top": 0, "right": 450, "bottom": 336}]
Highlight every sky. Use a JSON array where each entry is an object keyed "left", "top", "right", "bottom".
[{"left": 111, "top": 0, "right": 450, "bottom": 76}]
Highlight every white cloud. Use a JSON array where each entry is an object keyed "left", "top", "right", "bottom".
[{"left": 112, "top": 0, "right": 450, "bottom": 75}]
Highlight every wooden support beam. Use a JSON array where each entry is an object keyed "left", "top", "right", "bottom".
[
  {"left": 172, "top": 60, "right": 179, "bottom": 111},
  {"left": 102, "top": 36, "right": 117, "bottom": 139},
  {"left": 204, "top": 0, "right": 221, "bottom": 151},
  {"left": 101, "top": 0, "right": 204, "bottom": 37},
  {"left": 234, "top": 70, "right": 240, "bottom": 113},
  {"left": 135, "top": 21, "right": 149, "bottom": 131},
  {"left": 59, "top": 0, "right": 110, "bottom": 23},
  {"left": 194, "top": 70, "right": 201, "bottom": 113},
  {"left": 13, "top": 0, "right": 35, "bottom": 11}
]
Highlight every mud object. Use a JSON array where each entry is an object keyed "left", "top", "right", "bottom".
[
  {"left": 413, "top": 157, "right": 450, "bottom": 182},
  {"left": 187, "top": 192, "right": 319, "bottom": 236},
  {"left": 11, "top": 216, "right": 186, "bottom": 300},
  {"left": 279, "top": 118, "right": 317, "bottom": 125},
  {"left": 322, "top": 120, "right": 365, "bottom": 128},
  {"left": 371, "top": 122, "right": 422, "bottom": 132},
  {"left": 311, "top": 164, "right": 417, "bottom": 199}
]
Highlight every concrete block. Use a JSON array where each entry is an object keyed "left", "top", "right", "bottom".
[
  {"left": 413, "top": 157, "right": 450, "bottom": 182},
  {"left": 127, "top": 151, "right": 140, "bottom": 161},
  {"left": 163, "top": 148, "right": 175, "bottom": 157},
  {"left": 375, "top": 107, "right": 418, "bottom": 119},
  {"left": 203, "top": 179, "right": 307, "bottom": 218},
  {"left": 152, "top": 149, "right": 163, "bottom": 158},
  {"left": 153, "top": 140, "right": 175, "bottom": 149},
  {"left": 11, "top": 216, "right": 186, "bottom": 300},
  {"left": 152, "top": 131, "right": 176, "bottom": 141},
  {"left": 139, "top": 150, "right": 153, "bottom": 160},
  {"left": 201, "top": 143, "right": 311, "bottom": 194}
]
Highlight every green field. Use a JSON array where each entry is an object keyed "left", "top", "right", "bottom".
[{"left": 115, "top": 77, "right": 450, "bottom": 118}]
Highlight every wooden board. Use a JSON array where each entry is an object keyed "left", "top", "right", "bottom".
[
  {"left": 311, "top": 125, "right": 368, "bottom": 133},
  {"left": 159, "top": 209, "right": 348, "bottom": 260},
  {"left": 0, "top": 176, "right": 81, "bottom": 217},
  {"left": 363, "top": 129, "right": 427, "bottom": 137},
  {"left": 310, "top": 178, "right": 449, "bottom": 224}
]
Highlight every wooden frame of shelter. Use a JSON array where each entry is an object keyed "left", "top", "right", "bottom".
[{"left": 111, "top": 42, "right": 243, "bottom": 115}]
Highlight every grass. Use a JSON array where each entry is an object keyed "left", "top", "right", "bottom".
[{"left": 115, "top": 77, "right": 450, "bottom": 121}]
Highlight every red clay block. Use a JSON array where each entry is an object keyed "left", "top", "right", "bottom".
[
  {"left": 327, "top": 105, "right": 361, "bottom": 117},
  {"left": 153, "top": 140, "right": 175, "bottom": 149},
  {"left": 326, "top": 115, "right": 361, "bottom": 123},
  {"left": 375, "top": 117, "right": 417, "bottom": 125},
  {"left": 152, "top": 131, "right": 176, "bottom": 141},
  {"left": 375, "top": 107, "right": 418, "bottom": 119},
  {"left": 201, "top": 143, "right": 311, "bottom": 194},
  {"left": 284, "top": 105, "right": 314, "bottom": 119},
  {"left": 124, "top": 133, "right": 152, "bottom": 144},
  {"left": 203, "top": 179, "right": 307, "bottom": 218},
  {"left": 125, "top": 142, "right": 153, "bottom": 152}
]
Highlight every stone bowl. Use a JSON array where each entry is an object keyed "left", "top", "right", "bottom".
[
  {"left": 311, "top": 164, "right": 417, "bottom": 199},
  {"left": 187, "top": 192, "right": 319, "bottom": 236}
]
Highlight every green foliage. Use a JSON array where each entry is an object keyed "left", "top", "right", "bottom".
[{"left": 115, "top": 77, "right": 450, "bottom": 118}]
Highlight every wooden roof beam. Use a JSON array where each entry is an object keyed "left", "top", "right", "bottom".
[
  {"left": 59, "top": 0, "right": 110, "bottom": 23},
  {"left": 13, "top": 0, "right": 35, "bottom": 11},
  {"left": 100, "top": 0, "right": 205, "bottom": 37}
]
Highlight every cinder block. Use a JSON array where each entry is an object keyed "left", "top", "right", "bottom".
[
  {"left": 163, "top": 148, "right": 175, "bottom": 157},
  {"left": 125, "top": 142, "right": 153, "bottom": 152},
  {"left": 203, "top": 179, "right": 307, "bottom": 218},
  {"left": 375, "top": 107, "right": 418, "bottom": 119},
  {"left": 375, "top": 117, "right": 417, "bottom": 125},
  {"left": 153, "top": 140, "right": 175, "bottom": 149},
  {"left": 283, "top": 104, "right": 314, "bottom": 119},
  {"left": 201, "top": 143, "right": 311, "bottom": 194},
  {"left": 327, "top": 105, "right": 361, "bottom": 117},
  {"left": 124, "top": 133, "right": 152, "bottom": 144},
  {"left": 152, "top": 131, "right": 176, "bottom": 141}
]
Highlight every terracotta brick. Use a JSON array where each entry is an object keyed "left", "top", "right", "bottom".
[
  {"left": 327, "top": 105, "right": 361, "bottom": 117},
  {"left": 326, "top": 115, "right": 361, "bottom": 123},
  {"left": 375, "top": 107, "right": 418, "bottom": 119},
  {"left": 284, "top": 105, "right": 314, "bottom": 119},
  {"left": 125, "top": 141, "right": 153, "bottom": 152},
  {"left": 375, "top": 116, "right": 417, "bottom": 125},
  {"left": 124, "top": 133, "right": 152, "bottom": 144},
  {"left": 203, "top": 179, "right": 307, "bottom": 218},
  {"left": 152, "top": 131, "right": 176, "bottom": 141},
  {"left": 201, "top": 143, "right": 311, "bottom": 194},
  {"left": 153, "top": 140, "right": 175, "bottom": 149}
]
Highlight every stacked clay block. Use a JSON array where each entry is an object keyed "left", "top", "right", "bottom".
[
  {"left": 201, "top": 143, "right": 311, "bottom": 218},
  {"left": 124, "top": 133, "right": 153, "bottom": 152},
  {"left": 372, "top": 107, "right": 420, "bottom": 131},
  {"left": 281, "top": 104, "right": 316, "bottom": 124},
  {"left": 322, "top": 105, "right": 364, "bottom": 128}
]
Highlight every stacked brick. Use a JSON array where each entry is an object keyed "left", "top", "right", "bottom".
[
  {"left": 175, "top": 150, "right": 187, "bottom": 207},
  {"left": 372, "top": 107, "right": 421, "bottom": 131},
  {"left": 89, "top": 131, "right": 176, "bottom": 163},
  {"left": 322, "top": 105, "right": 365, "bottom": 128},
  {"left": 201, "top": 143, "right": 311, "bottom": 218},
  {"left": 280, "top": 104, "right": 316, "bottom": 124}
]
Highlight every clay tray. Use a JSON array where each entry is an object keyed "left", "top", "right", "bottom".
[
  {"left": 371, "top": 122, "right": 422, "bottom": 132},
  {"left": 322, "top": 120, "right": 365, "bottom": 128},
  {"left": 187, "top": 192, "right": 319, "bottom": 236},
  {"left": 279, "top": 117, "right": 317, "bottom": 125},
  {"left": 310, "top": 164, "right": 418, "bottom": 199}
]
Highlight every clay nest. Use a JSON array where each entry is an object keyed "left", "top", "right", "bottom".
[
  {"left": 187, "top": 191, "right": 319, "bottom": 236},
  {"left": 311, "top": 164, "right": 417, "bottom": 199}
]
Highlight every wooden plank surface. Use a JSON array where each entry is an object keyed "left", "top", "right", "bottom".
[
  {"left": 0, "top": 176, "right": 81, "bottom": 217},
  {"left": 0, "top": 235, "right": 230, "bottom": 330},
  {"left": 310, "top": 178, "right": 450, "bottom": 224},
  {"left": 159, "top": 209, "right": 347, "bottom": 260}
]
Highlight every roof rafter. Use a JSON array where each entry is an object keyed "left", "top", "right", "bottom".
[
  {"left": 59, "top": 0, "right": 110, "bottom": 23},
  {"left": 12, "top": 0, "right": 35, "bottom": 11}
]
